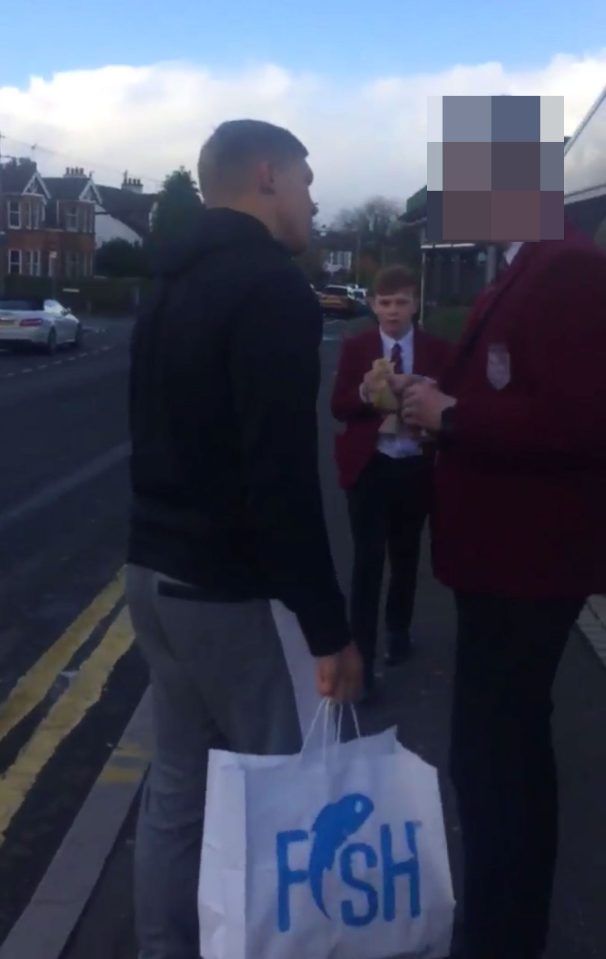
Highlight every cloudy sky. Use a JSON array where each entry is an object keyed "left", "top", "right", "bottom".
[{"left": 1, "top": 0, "right": 605, "bottom": 221}]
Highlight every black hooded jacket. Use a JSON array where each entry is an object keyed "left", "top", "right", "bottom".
[{"left": 127, "top": 207, "right": 350, "bottom": 656}]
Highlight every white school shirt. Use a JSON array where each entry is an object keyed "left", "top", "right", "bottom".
[{"left": 375, "top": 328, "right": 422, "bottom": 459}]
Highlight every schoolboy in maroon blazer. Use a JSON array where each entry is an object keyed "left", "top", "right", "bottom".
[
  {"left": 331, "top": 265, "right": 452, "bottom": 698},
  {"left": 402, "top": 224, "right": 606, "bottom": 959}
]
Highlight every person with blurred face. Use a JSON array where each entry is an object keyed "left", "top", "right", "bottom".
[
  {"left": 127, "top": 119, "right": 362, "bottom": 959},
  {"left": 331, "top": 266, "right": 453, "bottom": 700},
  {"left": 401, "top": 224, "right": 606, "bottom": 959}
]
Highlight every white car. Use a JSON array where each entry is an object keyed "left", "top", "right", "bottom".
[
  {"left": 325, "top": 284, "right": 368, "bottom": 303},
  {"left": 0, "top": 297, "right": 83, "bottom": 355}
]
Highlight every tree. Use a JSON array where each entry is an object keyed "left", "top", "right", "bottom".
[
  {"left": 390, "top": 222, "right": 422, "bottom": 272},
  {"left": 296, "top": 244, "right": 326, "bottom": 286},
  {"left": 332, "top": 196, "right": 404, "bottom": 246},
  {"left": 95, "top": 238, "right": 149, "bottom": 277},
  {"left": 331, "top": 196, "right": 411, "bottom": 280},
  {"left": 147, "top": 167, "right": 203, "bottom": 251}
]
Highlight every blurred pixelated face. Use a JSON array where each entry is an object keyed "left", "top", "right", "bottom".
[{"left": 426, "top": 95, "right": 565, "bottom": 243}]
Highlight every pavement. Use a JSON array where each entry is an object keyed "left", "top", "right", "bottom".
[{"left": 0, "top": 316, "right": 605, "bottom": 958}]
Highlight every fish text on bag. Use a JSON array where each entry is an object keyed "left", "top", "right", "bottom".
[{"left": 275, "top": 793, "right": 421, "bottom": 932}]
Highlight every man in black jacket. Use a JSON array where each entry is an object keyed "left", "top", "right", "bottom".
[{"left": 127, "top": 119, "right": 362, "bottom": 958}]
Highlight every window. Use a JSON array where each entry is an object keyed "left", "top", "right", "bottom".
[
  {"left": 8, "top": 201, "right": 21, "bottom": 229},
  {"left": 44, "top": 300, "right": 63, "bottom": 314},
  {"left": 65, "top": 252, "right": 80, "bottom": 278},
  {"left": 23, "top": 204, "right": 32, "bottom": 230},
  {"left": 32, "top": 203, "right": 42, "bottom": 229},
  {"left": 8, "top": 250, "right": 22, "bottom": 275},
  {"left": 65, "top": 205, "right": 78, "bottom": 231},
  {"left": 22, "top": 250, "right": 32, "bottom": 275},
  {"left": 326, "top": 250, "right": 353, "bottom": 270},
  {"left": 32, "top": 251, "right": 42, "bottom": 277}
]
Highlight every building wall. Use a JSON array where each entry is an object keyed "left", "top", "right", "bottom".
[
  {"left": 94, "top": 207, "right": 142, "bottom": 247},
  {"left": 5, "top": 228, "right": 95, "bottom": 279},
  {"left": 3, "top": 194, "right": 47, "bottom": 232},
  {"left": 564, "top": 194, "right": 606, "bottom": 241},
  {"left": 3, "top": 194, "right": 95, "bottom": 278},
  {"left": 424, "top": 248, "right": 486, "bottom": 307},
  {"left": 47, "top": 199, "right": 95, "bottom": 234},
  {"left": 55, "top": 231, "right": 95, "bottom": 279}
]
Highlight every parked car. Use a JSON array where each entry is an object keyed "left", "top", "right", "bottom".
[
  {"left": 0, "top": 298, "right": 83, "bottom": 355},
  {"left": 317, "top": 284, "right": 368, "bottom": 319}
]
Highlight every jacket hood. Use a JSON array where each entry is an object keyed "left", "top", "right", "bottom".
[{"left": 149, "top": 207, "right": 282, "bottom": 277}]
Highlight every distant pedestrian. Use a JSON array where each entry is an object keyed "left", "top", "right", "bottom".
[
  {"left": 331, "top": 265, "right": 452, "bottom": 700},
  {"left": 126, "top": 119, "right": 362, "bottom": 959},
  {"left": 402, "top": 224, "right": 606, "bottom": 959}
]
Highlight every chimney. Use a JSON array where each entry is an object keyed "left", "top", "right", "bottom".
[
  {"left": 122, "top": 173, "right": 144, "bottom": 194},
  {"left": 64, "top": 166, "right": 86, "bottom": 177}
]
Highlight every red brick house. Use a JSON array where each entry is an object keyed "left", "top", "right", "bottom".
[{"left": 0, "top": 159, "right": 100, "bottom": 283}]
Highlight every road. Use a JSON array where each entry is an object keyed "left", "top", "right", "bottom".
[
  {"left": 0, "top": 319, "right": 148, "bottom": 944},
  {"left": 0, "top": 316, "right": 605, "bottom": 959}
]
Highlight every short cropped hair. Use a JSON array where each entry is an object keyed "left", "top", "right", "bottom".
[
  {"left": 198, "top": 119, "right": 308, "bottom": 200},
  {"left": 371, "top": 265, "right": 420, "bottom": 297}
]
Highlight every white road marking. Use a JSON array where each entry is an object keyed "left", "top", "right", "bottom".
[
  {"left": 0, "top": 339, "right": 118, "bottom": 380},
  {"left": 0, "top": 442, "right": 131, "bottom": 533}
]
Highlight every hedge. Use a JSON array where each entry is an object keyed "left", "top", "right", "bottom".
[{"left": 422, "top": 305, "right": 469, "bottom": 342}]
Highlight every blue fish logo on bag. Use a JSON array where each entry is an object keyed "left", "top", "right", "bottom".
[
  {"left": 309, "top": 794, "right": 374, "bottom": 917},
  {"left": 276, "top": 793, "right": 421, "bottom": 932}
]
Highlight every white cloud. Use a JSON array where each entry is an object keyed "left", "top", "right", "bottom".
[{"left": 0, "top": 51, "right": 604, "bottom": 221}]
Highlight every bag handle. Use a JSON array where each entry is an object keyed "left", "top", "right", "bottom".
[
  {"left": 337, "top": 701, "right": 361, "bottom": 741},
  {"left": 300, "top": 699, "right": 361, "bottom": 759}
]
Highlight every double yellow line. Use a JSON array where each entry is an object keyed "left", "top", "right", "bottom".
[{"left": 0, "top": 569, "right": 134, "bottom": 845}]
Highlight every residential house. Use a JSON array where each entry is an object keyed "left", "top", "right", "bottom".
[
  {"left": 95, "top": 175, "right": 157, "bottom": 247},
  {"left": 0, "top": 159, "right": 99, "bottom": 281},
  {"left": 43, "top": 168, "right": 100, "bottom": 279},
  {"left": 314, "top": 227, "right": 357, "bottom": 279}
]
